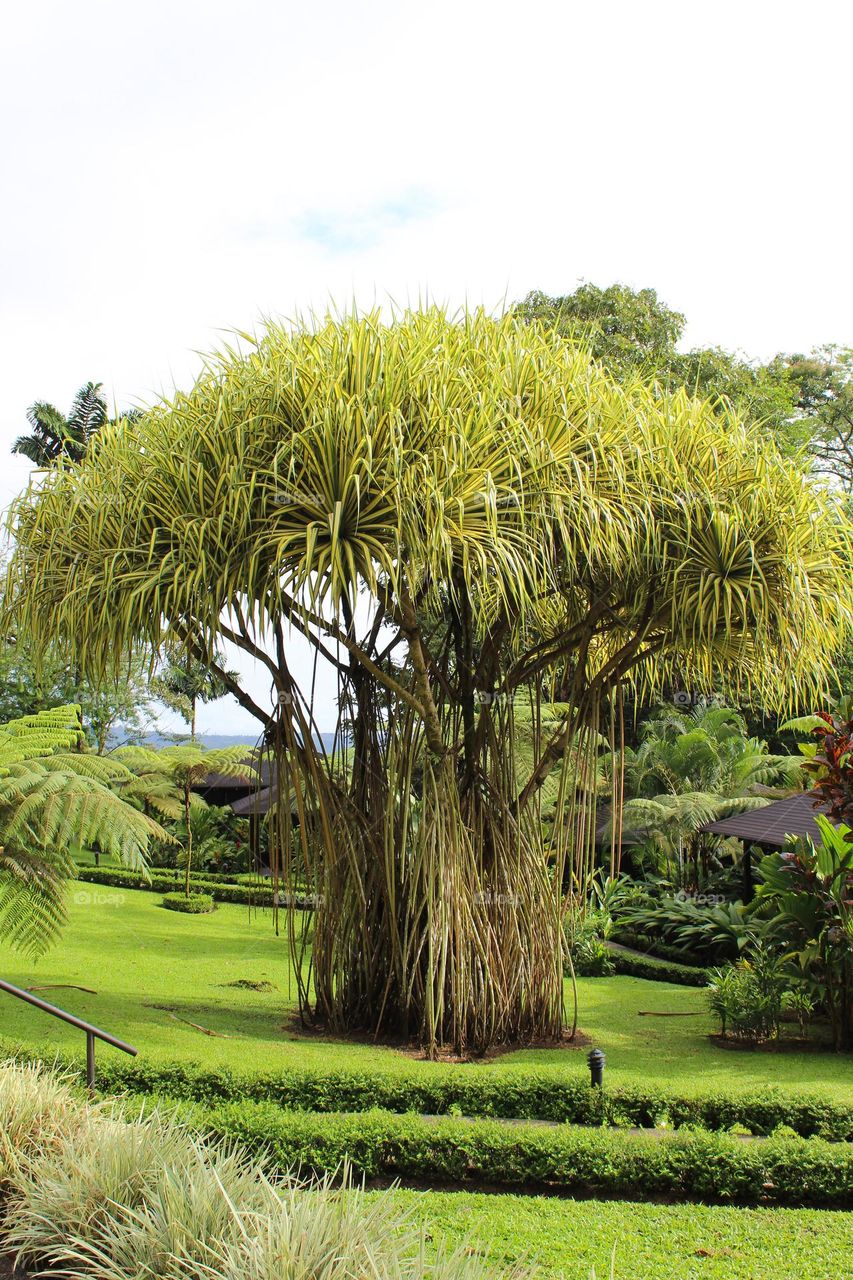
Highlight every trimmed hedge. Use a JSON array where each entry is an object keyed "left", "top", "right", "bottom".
[
  {"left": 186, "top": 1099, "right": 853, "bottom": 1207},
  {"left": 61, "top": 1057, "right": 853, "bottom": 1141},
  {"left": 74, "top": 865, "right": 316, "bottom": 910},
  {"left": 613, "top": 929, "right": 707, "bottom": 968},
  {"left": 606, "top": 944, "right": 709, "bottom": 987},
  {"left": 161, "top": 892, "right": 215, "bottom": 914}
]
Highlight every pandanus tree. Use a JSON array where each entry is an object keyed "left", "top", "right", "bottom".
[{"left": 4, "top": 310, "right": 851, "bottom": 1054}]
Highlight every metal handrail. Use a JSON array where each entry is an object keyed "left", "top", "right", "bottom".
[{"left": 0, "top": 977, "right": 137, "bottom": 1090}]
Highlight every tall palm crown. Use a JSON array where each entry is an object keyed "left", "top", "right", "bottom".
[{"left": 12, "top": 383, "right": 109, "bottom": 466}]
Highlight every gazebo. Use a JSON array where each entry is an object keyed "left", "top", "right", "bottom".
[{"left": 699, "top": 791, "right": 833, "bottom": 898}]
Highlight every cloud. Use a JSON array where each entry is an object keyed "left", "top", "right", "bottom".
[{"left": 243, "top": 189, "right": 443, "bottom": 255}]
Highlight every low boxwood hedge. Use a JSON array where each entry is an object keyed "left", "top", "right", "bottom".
[
  {"left": 74, "top": 865, "right": 316, "bottom": 909},
  {"left": 69, "top": 1058, "right": 853, "bottom": 1141},
  {"left": 180, "top": 1099, "right": 853, "bottom": 1206},
  {"left": 161, "top": 892, "right": 215, "bottom": 914},
  {"left": 606, "top": 944, "right": 708, "bottom": 987}
]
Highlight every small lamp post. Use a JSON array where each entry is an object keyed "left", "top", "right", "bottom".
[{"left": 587, "top": 1047, "right": 605, "bottom": 1088}]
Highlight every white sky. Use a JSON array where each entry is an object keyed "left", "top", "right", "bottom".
[{"left": 1, "top": 0, "right": 851, "bottom": 735}]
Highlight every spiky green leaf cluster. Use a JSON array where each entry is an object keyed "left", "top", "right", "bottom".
[{"left": 5, "top": 309, "right": 851, "bottom": 715}]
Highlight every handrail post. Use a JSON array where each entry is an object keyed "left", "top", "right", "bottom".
[
  {"left": 0, "top": 978, "right": 137, "bottom": 1085},
  {"left": 86, "top": 1030, "right": 96, "bottom": 1093}
]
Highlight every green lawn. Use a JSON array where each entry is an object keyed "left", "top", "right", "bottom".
[
  {"left": 1, "top": 883, "right": 851, "bottom": 1102},
  {"left": 376, "top": 1191, "right": 853, "bottom": 1280}
]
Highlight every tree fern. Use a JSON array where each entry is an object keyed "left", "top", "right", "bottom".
[{"left": 0, "top": 706, "right": 171, "bottom": 953}]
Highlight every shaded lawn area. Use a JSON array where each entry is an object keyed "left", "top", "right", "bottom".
[
  {"left": 0, "top": 884, "right": 851, "bottom": 1101},
  {"left": 375, "top": 1191, "right": 853, "bottom": 1280}
]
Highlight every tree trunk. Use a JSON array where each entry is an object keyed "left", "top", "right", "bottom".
[{"left": 183, "top": 782, "right": 193, "bottom": 897}]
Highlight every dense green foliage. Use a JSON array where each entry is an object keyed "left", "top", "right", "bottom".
[
  {"left": 173, "top": 1099, "right": 853, "bottom": 1206},
  {"left": 512, "top": 285, "right": 798, "bottom": 437},
  {"left": 35, "top": 1055, "right": 850, "bottom": 1141},
  {"left": 161, "top": 891, "right": 215, "bottom": 914}
]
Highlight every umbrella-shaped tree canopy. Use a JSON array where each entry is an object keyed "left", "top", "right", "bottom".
[{"left": 4, "top": 309, "right": 852, "bottom": 1052}]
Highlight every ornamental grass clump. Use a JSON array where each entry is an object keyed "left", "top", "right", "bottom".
[{"left": 0, "top": 1060, "right": 517, "bottom": 1280}]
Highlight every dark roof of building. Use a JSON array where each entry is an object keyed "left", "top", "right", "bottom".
[
  {"left": 700, "top": 791, "right": 833, "bottom": 847},
  {"left": 230, "top": 782, "right": 302, "bottom": 817},
  {"left": 593, "top": 804, "right": 647, "bottom": 847}
]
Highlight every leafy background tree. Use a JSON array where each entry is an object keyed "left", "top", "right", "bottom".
[{"left": 513, "top": 284, "right": 853, "bottom": 471}]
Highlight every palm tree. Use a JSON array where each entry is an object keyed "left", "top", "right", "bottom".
[
  {"left": 11, "top": 383, "right": 141, "bottom": 467},
  {"left": 152, "top": 651, "right": 239, "bottom": 739},
  {"left": 12, "top": 383, "right": 109, "bottom": 466},
  {"left": 616, "top": 703, "right": 802, "bottom": 886},
  {"left": 114, "top": 745, "right": 257, "bottom": 895},
  {"left": 0, "top": 705, "right": 170, "bottom": 953},
  {"left": 4, "top": 310, "right": 851, "bottom": 1053}
]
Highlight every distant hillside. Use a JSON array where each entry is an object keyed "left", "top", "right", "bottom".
[{"left": 114, "top": 730, "right": 340, "bottom": 753}]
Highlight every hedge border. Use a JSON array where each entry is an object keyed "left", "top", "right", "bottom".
[
  {"left": 605, "top": 944, "right": 709, "bottom": 987},
  {"left": 73, "top": 866, "right": 316, "bottom": 909},
  {"left": 7, "top": 1048, "right": 847, "bottom": 1142},
  {"left": 183, "top": 1099, "right": 853, "bottom": 1207}
]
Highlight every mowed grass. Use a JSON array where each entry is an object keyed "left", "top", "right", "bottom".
[
  {"left": 376, "top": 1191, "right": 853, "bottom": 1280},
  {"left": 0, "top": 883, "right": 851, "bottom": 1101}
]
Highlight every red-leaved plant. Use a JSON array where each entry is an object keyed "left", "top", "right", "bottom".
[{"left": 802, "top": 709, "right": 853, "bottom": 838}]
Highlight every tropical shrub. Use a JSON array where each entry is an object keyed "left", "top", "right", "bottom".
[
  {"left": 612, "top": 890, "right": 755, "bottom": 965},
  {"left": 563, "top": 904, "right": 614, "bottom": 976},
  {"left": 706, "top": 944, "right": 789, "bottom": 1041},
  {"left": 162, "top": 891, "right": 215, "bottom": 914},
  {"left": 758, "top": 816, "right": 853, "bottom": 1050}
]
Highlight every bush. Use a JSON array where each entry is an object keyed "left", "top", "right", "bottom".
[
  {"left": 26, "top": 1054, "right": 851, "bottom": 1142},
  {"left": 0, "top": 1059, "right": 84, "bottom": 1186},
  {"left": 606, "top": 945, "right": 708, "bottom": 987},
  {"left": 707, "top": 945, "right": 789, "bottom": 1042},
  {"left": 162, "top": 892, "right": 215, "bottom": 914},
  {"left": 563, "top": 907, "right": 614, "bottom": 977},
  {"left": 192, "top": 1099, "right": 853, "bottom": 1207}
]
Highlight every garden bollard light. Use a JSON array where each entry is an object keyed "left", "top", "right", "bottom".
[{"left": 587, "top": 1047, "right": 605, "bottom": 1088}]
